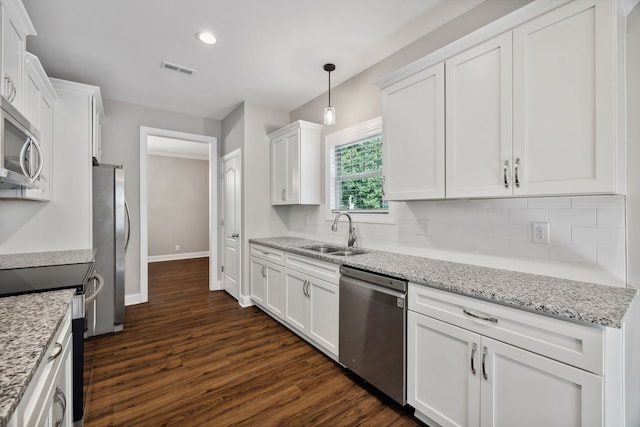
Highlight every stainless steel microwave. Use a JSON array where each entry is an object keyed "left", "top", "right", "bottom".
[{"left": 0, "top": 97, "right": 43, "bottom": 189}]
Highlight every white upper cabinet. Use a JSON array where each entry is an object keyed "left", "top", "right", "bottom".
[
  {"left": 512, "top": 0, "right": 617, "bottom": 195},
  {"left": 381, "top": 62, "right": 445, "bottom": 200},
  {"left": 269, "top": 120, "right": 322, "bottom": 205},
  {"left": 378, "top": 0, "right": 626, "bottom": 200},
  {"left": 1, "top": 0, "right": 36, "bottom": 110},
  {"left": 445, "top": 33, "right": 513, "bottom": 198}
]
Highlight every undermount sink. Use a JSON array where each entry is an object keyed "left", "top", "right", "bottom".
[
  {"left": 331, "top": 249, "right": 368, "bottom": 257},
  {"left": 304, "top": 245, "right": 343, "bottom": 254},
  {"left": 303, "top": 245, "right": 368, "bottom": 257}
]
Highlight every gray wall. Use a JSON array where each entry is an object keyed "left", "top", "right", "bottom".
[
  {"left": 221, "top": 101, "right": 290, "bottom": 297},
  {"left": 147, "top": 155, "right": 209, "bottom": 257},
  {"left": 100, "top": 99, "right": 220, "bottom": 298},
  {"left": 627, "top": 3, "right": 640, "bottom": 290}
]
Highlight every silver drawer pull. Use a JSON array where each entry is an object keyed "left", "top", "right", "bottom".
[
  {"left": 482, "top": 346, "right": 488, "bottom": 380},
  {"left": 53, "top": 386, "right": 67, "bottom": 427},
  {"left": 503, "top": 160, "right": 509, "bottom": 188},
  {"left": 262, "top": 251, "right": 269, "bottom": 256},
  {"left": 48, "top": 343, "right": 63, "bottom": 362},
  {"left": 463, "top": 309, "right": 498, "bottom": 323}
]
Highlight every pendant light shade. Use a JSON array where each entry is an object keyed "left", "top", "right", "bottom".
[{"left": 323, "top": 63, "right": 336, "bottom": 125}]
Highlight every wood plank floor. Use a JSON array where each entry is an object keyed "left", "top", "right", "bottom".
[{"left": 83, "top": 258, "right": 423, "bottom": 426}]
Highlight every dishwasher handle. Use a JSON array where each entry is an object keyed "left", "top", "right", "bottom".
[{"left": 340, "top": 274, "right": 406, "bottom": 299}]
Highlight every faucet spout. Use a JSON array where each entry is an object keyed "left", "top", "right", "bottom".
[{"left": 332, "top": 212, "right": 357, "bottom": 247}]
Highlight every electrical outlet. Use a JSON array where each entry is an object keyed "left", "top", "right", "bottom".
[
  {"left": 532, "top": 222, "right": 549, "bottom": 244},
  {"left": 175, "top": 244, "right": 181, "bottom": 251}
]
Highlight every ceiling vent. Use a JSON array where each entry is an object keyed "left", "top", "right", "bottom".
[{"left": 160, "top": 61, "right": 196, "bottom": 76}]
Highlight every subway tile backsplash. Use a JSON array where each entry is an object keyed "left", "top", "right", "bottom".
[{"left": 288, "top": 195, "right": 627, "bottom": 287}]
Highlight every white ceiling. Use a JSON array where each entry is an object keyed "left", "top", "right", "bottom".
[{"left": 22, "top": 0, "right": 483, "bottom": 120}]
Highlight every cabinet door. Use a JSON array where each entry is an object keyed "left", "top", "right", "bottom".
[
  {"left": 408, "top": 311, "right": 481, "bottom": 427},
  {"left": 307, "top": 277, "right": 339, "bottom": 356},
  {"left": 271, "top": 135, "right": 286, "bottom": 204},
  {"left": 2, "top": 11, "right": 24, "bottom": 108},
  {"left": 481, "top": 337, "right": 603, "bottom": 427},
  {"left": 446, "top": 33, "right": 513, "bottom": 198},
  {"left": 265, "top": 262, "right": 284, "bottom": 319},
  {"left": 284, "top": 269, "right": 308, "bottom": 333},
  {"left": 513, "top": 0, "right": 615, "bottom": 195},
  {"left": 250, "top": 257, "right": 266, "bottom": 305},
  {"left": 382, "top": 62, "right": 445, "bottom": 200},
  {"left": 284, "top": 130, "right": 300, "bottom": 203}
]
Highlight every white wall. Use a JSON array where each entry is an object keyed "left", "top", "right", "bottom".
[
  {"left": 147, "top": 155, "right": 209, "bottom": 257},
  {"left": 100, "top": 99, "right": 220, "bottom": 299}
]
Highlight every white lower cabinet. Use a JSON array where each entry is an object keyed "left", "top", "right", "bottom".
[
  {"left": 408, "top": 312, "right": 603, "bottom": 427},
  {"left": 10, "top": 306, "right": 73, "bottom": 427},
  {"left": 249, "top": 243, "right": 339, "bottom": 360},
  {"left": 406, "top": 283, "right": 629, "bottom": 427}
]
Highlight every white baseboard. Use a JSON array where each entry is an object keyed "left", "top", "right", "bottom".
[
  {"left": 125, "top": 293, "right": 145, "bottom": 306},
  {"left": 148, "top": 251, "right": 209, "bottom": 262},
  {"left": 238, "top": 294, "right": 254, "bottom": 308},
  {"left": 209, "top": 280, "right": 222, "bottom": 291}
]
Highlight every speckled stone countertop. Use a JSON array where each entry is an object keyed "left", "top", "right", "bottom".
[
  {"left": 0, "top": 248, "right": 96, "bottom": 270},
  {"left": 250, "top": 237, "right": 638, "bottom": 328},
  {"left": 0, "top": 289, "right": 75, "bottom": 426}
]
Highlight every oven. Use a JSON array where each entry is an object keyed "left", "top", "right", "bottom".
[
  {"left": 0, "top": 260, "right": 101, "bottom": 426},
  {"left": 339, "top": 266, "right": 408, "bottom": 405}
]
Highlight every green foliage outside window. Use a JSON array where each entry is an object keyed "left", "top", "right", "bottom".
[{"left": 333, "top": 135, "right": 388, "bottom": 212}]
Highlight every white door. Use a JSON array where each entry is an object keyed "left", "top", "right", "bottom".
[
  {"left": 481, "top": 337, "right": 603, "bottom": 427},
  {"left": 222, "top": 150, "right": 241, "bottom": 301},
  {"left": 512, "top": 0, "right": 615, "bottom": 195},
  {"left": 446, "top": 33, "right": 513, "bottom": 198},
  {"left": 408, "top": 312, "right": 481, "bottom": 427},
  {"left": 381, "top": 62, "right": 445, "bottom": 200}
]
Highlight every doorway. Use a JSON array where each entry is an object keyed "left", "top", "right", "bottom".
[
  {"left": 221, "top": 149, "right": 241, "bottom": 301},
  {"left": 139, "top": 127, "right": 218, "bottom": 304}
]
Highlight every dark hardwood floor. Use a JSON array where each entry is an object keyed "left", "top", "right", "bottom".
[{"left": 83, "top": 257, "right": 422, "bottom": 426}]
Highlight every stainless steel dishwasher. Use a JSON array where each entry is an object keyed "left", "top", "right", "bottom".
[{"left": 339, "top": 265, "right": 407, "bottom": 405}]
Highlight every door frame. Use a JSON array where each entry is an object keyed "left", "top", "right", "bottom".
[
  {"left": 137, "top": 126, "right": 218, "bottom": 305},
  {"left": 220, "top": 148, "right": 242, "bottom": 301}
]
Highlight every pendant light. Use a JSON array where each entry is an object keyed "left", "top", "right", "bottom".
[{"left": 323, "top": 63, "right": 336, "bottom": 125}]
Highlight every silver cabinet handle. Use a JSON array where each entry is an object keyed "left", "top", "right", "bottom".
[
  {"left": 482, "top": 346, "right": 488, "bottom": 380},
  {"left": 470, "top": 343, "right": 477, "bottom": 375},
  {"left": 281, "top": 188, "right": 286, "bottom": 201},
  {"left": 503, "top": 161, "right": 509, "bottom": 189},
  {"left": 10, "top": 77, "right": 16, "bottom": 103},
  {"left": 261, "top": 265, "right": 266, "bottom": 278},
  {"left": 302, "top": 280, "right": 307, "bottom": 297},
  {"left": 463, "top": 309, "right": 498, "bottom": 324},
  {"left": 124, "top": 199, "right": 131, "bottom": 251},
  {"left": 514, "top": 158, "right": 521, "bottom": 188},
  {"left": 48, "top": 342, "right": 63, "bottom": 362},
  {"left": 382, "top": 175, "right": 386, "bottom": 197},
  {"left": 262, "top": 251, "right": 269, "bottom": 256},
  {"left": 53, "top": 386, "right": 67, "bottom": 427}
]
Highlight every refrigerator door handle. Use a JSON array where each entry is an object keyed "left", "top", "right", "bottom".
[
  {"left": 124, "top": 199, "right": 131, "bottom": 251},
  {"left": 84, "top": 272, "right": 105, "bottom": 308}
]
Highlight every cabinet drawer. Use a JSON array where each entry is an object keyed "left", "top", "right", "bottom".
[
  {"left": 408, "top": 284, "right": 604, "bottom": 374},
  {"left": 285, "top": 253, "right": 340, "bottom": 285},
  {"left": 250, "top": 244, "right": 284, "bottom": 265}
]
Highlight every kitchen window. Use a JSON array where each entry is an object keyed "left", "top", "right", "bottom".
[{"left": 325, "top": 117, "right": 395, "bottom": 224}]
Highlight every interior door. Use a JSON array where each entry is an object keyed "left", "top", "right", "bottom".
[{"left": 222, "top": 151, "right": 241, "bottom": 301}]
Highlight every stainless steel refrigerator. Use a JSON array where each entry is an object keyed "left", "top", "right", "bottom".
[{"left": 88, "top": 163, "right": 129, "bottom": 336}]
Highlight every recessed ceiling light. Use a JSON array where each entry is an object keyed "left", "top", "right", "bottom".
[{"left": 196, "top": 31, "right": 217, "bottom": 45}]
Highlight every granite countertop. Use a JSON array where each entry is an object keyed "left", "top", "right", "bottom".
[
  {"left": 0, "top": 248, "right": 96, "bottom": 270},
  {"left": 0, "top": 289, "right": 75, "bottom": 426},
  {"left": 250, "top": 236, "right": 638, "bottom": 328}
]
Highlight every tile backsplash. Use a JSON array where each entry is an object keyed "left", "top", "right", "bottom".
[{"left": 288, "top": 195, "right": 626, "bottom": 287}]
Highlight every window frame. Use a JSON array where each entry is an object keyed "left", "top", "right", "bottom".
[{"left": 324, "top": 117, "right": 396, "bottom": 224}]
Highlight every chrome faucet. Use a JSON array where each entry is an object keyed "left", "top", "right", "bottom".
[{"left": 331, "top": 212, "right": 357, "bottom": 247}]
